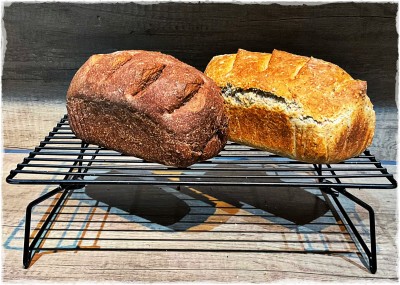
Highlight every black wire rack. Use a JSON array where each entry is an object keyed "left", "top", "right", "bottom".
[{"left": 6, "top": 114, "right": 397, "bottom": 272}]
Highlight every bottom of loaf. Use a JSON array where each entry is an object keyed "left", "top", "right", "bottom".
[{"left": 67, "top": 97, "right": 226, "bottom": 167}]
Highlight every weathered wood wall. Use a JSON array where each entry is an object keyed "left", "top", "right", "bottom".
[{"left": 2, "top": 2, "right": 398, "bottom": 160}]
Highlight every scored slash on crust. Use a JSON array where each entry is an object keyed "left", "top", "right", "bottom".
[{"left": 67, "top": 50, "right": 228, "bottom": 167}]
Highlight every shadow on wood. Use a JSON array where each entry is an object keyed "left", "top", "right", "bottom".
[{"left": 84, "top": 169, "right": 330, "bottom": 229}]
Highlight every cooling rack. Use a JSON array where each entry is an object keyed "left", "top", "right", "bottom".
[{"left": 6, "top": 114, "right": 397, "bottom": 272}]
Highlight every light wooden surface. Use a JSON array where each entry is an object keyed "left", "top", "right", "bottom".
[{"left": 2, "top": 153, "right": 398, "bottom": 282}]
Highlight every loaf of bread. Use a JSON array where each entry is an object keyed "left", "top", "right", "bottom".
[
  {"left": 67, "top": 50, "right": 228, "bottom": 167},
  {"left": 205, "top": 49, "right": 375, "bottom": 163}
]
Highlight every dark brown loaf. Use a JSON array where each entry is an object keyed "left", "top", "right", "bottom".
[{"left": 67, "top": 50, "right": 228, "bottom": 167}]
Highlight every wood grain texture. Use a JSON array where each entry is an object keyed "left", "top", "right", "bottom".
[
  {"left": 2, "top": 154, "right": 398, "bottom": 282},
  {"left": 3, "top": 2, "right": 398, "bottom": 106}
]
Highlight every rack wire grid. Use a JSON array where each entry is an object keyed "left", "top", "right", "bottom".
[{"left": 6, "top": 114, "right": 397, "bottom": 272}]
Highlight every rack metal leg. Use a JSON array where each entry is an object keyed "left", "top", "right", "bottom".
[
  {"left": 23, "top": 186, "right": 71, "bottom": 269},
  {"left": 22, "top": 141, "right": 95, "bottom": 268},
  {"left": 314, "top": 163, "right": 377, "bottom": 273},
  {"left": 324, "top": 189, "right": 377, "bottom": 274}
]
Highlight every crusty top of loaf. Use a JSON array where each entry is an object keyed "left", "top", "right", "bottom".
[
  {"left": 205, "top": 49, "right": 370, "bottom": 122},
  {"left": 68, "top": 50, "right": 227, "bottom": 149}
]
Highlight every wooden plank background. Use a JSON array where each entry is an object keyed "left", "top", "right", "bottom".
[{"left": 2, "top": 2, "right": 398, "bottom": 161}]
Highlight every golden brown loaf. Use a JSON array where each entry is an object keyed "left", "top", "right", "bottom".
[
  {"left": 67, "top": 50, "right": 228, "bottom": 167},
  {"left": 205, "top": 49, "right": 375, "bottom": 163}
]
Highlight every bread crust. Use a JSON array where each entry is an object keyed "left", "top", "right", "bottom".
[
  {"left": 205, "top": 49, "right": 375, "bottom": 163},
  {"left": 67, "top": 50, "right": 228, "bottom": 167}
]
